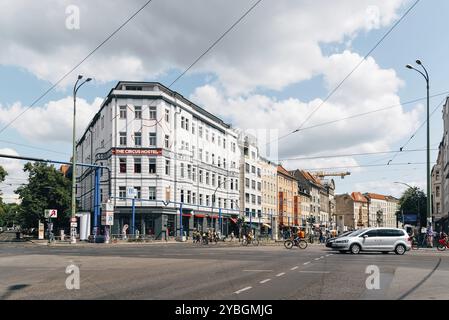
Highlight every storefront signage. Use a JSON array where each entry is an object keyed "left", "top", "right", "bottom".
[{"left": 112, "top": 148, "right": 162, "bottom": 156}]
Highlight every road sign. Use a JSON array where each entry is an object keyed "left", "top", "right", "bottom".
[
  {"left": 127, "top": 187, "right": 137, "bottom": 198},
  {"left": 70, "top": 222, "right": 77, "bottom": 228},
  {"left": 44, "top": 209, "right": 58, "bottom": 218},
  {"left": 71, "top": 217, "right": 77, "bottom": 222},
  {"left": 101, "top": 202, "right": 114, "bottom": 226}
]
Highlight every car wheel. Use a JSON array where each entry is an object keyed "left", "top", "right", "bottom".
[
  {"left": 350, "top": 244, "right": 361, "bottom": 254},
  {"left": 395, "top": 244, "right": 406, "bottom": 255}
]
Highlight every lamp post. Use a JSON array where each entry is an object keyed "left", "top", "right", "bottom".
[
  {"left": 71, "top": 75, "right": 92, "bottom": 244},
  {"left": 405, "top": 60, "right": 431, "bottom": 227}
]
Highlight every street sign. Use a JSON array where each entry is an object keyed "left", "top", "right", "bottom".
[
  {"left": 101, "top": 202, "right": 114, "bottom": 226},
  {"left": 44, "top": 209, "right": 58, "bottom": 218},
  {"left": 71, "top": 217, "right": 77, "bottom": 223},
  {"left": 127, "top": 187, "right": 137, "bottom": 198},
  {"left": 70, "top": 222, "right": 77, "bottom": 228}
]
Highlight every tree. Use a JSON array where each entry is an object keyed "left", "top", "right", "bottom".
[
  {"left": 0, "top": 165, "right": 6, "bottom": 183},
  {"left": 15, "top": 162, "right": 71, "bottom": 229},
  {"left": 399, "top": 187, "right": 427, "bottom": 228},
  {"left": 0, "top": 165, "right": 8, "bottom": 225}
]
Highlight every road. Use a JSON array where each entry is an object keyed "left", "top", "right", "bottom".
[{"left": 1, "top": 240, "right": 448, "bottom": 300}]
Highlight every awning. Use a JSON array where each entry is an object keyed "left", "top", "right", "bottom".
[
  {"left": 208, "top": 215, "right": 219, "bottom": 219},
  {"left": 194, "top": 214, "right": 205, "bottom": 218},
  {"left": 263, "top": 224, "right": 271, "bottom": 229},
  {"left": 182, "top": 213, "right": 192, "bottom": 217},
  {"left": 230, "top": 218, "right": 238, "bottom": 224}
]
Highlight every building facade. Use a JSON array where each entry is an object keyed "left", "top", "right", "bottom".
[
  {"left": 335, "top": 192, "right": 368, "bottom": 231},
  {"left": 277, "top": 165, "right": 298, "bottom": 230},
  {"left": 364, "top": 193, "right": 398, "bottom": 228},
  {"left": 238, "top": 132, "right": 263, "bottom": 234},
  {"left": 76, "top": 81, "right": 241, "bottom": 238},
  {"left": 259, "top": 157, "right": 278, "bottom": 237}
]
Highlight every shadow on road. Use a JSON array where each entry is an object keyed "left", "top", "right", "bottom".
[{"left": 0, "top": 284, "right": 30, "bottom": 300}]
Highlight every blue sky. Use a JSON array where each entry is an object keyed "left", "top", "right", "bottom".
[{"left": 0, "top": 0, "right": 447, "bottom": 201}]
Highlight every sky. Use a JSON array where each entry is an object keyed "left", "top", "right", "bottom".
[{"left": 0, "top": 0, "right": 447, "bottom": 203}]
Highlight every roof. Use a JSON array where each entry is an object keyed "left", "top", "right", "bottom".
[
  {"left": 364, "top": 193, "right": 387, "bottom": 201},
  {"left": 351, "top": 192, "right": 368, "bottom": 203},
  {"left": 301, "top": 170, "right": 322, "bottom": 186},
  {"left": 277, "top": 165, "right": 295, "bottom": 178}
]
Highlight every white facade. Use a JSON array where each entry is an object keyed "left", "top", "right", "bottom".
[{"left": 76, "top": 82, "right": 241, "bottom": 236}]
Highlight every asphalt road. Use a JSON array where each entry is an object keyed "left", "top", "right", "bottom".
[{"left": 1, "top": 240, "right": 449, "bottom": 300}]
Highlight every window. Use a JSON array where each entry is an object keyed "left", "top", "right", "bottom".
[
  {"left": 192, "top": 146, "right": 195, "bottom": 158},
  {"left": 149, "top": 187, "right": 156, "bottom": 200},
  {"left": 134, "top": 187, "right": 141, "bottom": 199},
  {"left": 257, "top": 196, "right": 261, "bottom": 205},
  {"left": 218, "top": 156, "right": 221, "bottom": 167},
  {"left": 187, "top": 165, "right": 192, "bottom": 179},
  {"left": 436, "top": 170, "right": 440, "bottom": 180},
  {"left": 245, "top": 193, "right": 250, "bottom": 203},
  {"left": 199, "top": 149, "right": 203, "bottom": 161},
  {"left": 230, "top": 180, "right": 234, "bottom": 190},
  {"left": 101, "top": 115, "right": 104, "bottom": 129},
  {"left": 149, "top": 132, "right": 156, "bottom": 147},
  {"left": 205, "top": 129, "right": 209, "bottom": 141},
  {"left": 199, "top": 170, "right": 203, "bottom": 183},
  {"left": 180, "top": 163, "right": 185, "bottom": 178},
  {"left": 206, "top": 172, "right": 210, "bottom": 185},
  {"left": 251, "top": 166, "right": 256, "bottom": 174},
  {"left": 192, "top": 168, "right": 196, "bottom": 181},
  {"left": 252, "top": 195, "right": 256, "bottom": 204},
  {"left": 257, "top": 182, "right": 261, "bottom": 191},
  {"left": 149, "top": 106, "right": 157, "bottom": 120},
  {"left": 180, "top": 190, "right": 184, "bottom": 203},
  {"left": 245, "top": 178, "right": 250, "bottom": 188},
  {"left": 436, "top": 186, "right": 440, "bottom": 197},
  {"left": 181, "top": 117, "right": 185, "bottom": 129},
  {"left": 231, "top": 142, "right": 236, "bottom": 152},
  {"left": 257, "top": 168, "right": 261, "bottom": 177},
  {"left": 192, "top": 122, "right": 195, "bottom": 134},
  {"left": 192, "top": 193, "right": 196, "bottom": 204},
  {"left": 218, "top": 136, "right": 221, "bottom": 146},
  {"left": 206, "top": 152, "right": 209, "bottom": 163},
  {"left": 252, "top": 180, "right": 256, "bottom": 190},
  {"left": 119, "top": 158, "right": 126, "bottom": 173},
  {"left": 101, "top": 140, "right": 104, "bottom": 148},
  {"left": 235, "top": 179, "right": 238, "bottom": 191},
  {"left": 223, "top": 139, "right": 226, "bottom": 149},
  {"left": 119, "top": 106, "right": 127, "bottom": 119},
  {"left": 251, "top": 151, "right": 256, "bottom": 159},
  {"left": 212, "top": 132, "right": 215, "bottom": 143},
  {"left": 134, "top": 158, "right": 141, "bottom": 173},
  {"left": 135, "top": 106, "right": 142, "bottom": 119},
  {"left": 206, "top": 195, "right": 210, "bottom": 206},
  {"left": 223, "top": 158, "right": 226, "bottom": 169},
  {"left": 199, "top": 194, "right": 203, "bottom": 206},
  {"left": 165, "top": 135, "right": 170, "bottom": 148},
  {"left": 165, "top": 109, "right": 170, "bottom": 122},
  {"left": 119, "top": 186, "right": 126, "bottom": 198},
  {"left": 165, "top": 160, "right": 170, "bottom": 175},
  {"left": 187, "top": 191, "right": 191, "bottom": 204},
  {"left": 119, "top": 132, "right": 127, "bottom": 146},
  {"left": 362, "top": 230, "right": 378, "bottom": 238},
  {"left": 217, "top": 176, "right": 221, "bottom": 188},
  {"left": 185, "top": 118, "right": 189, "bottom": 131},
  {"left": 199, "top": 126, "right": 203, "bottom": 138},
  {"left": 134, "top": 132, "right": 142, "bottom": 146},
  {"left": 149, "top": 158, "right": 156, "bottom": 174},
  {"left": 245, "top": 163, "right": 250, "bottom": 173}
]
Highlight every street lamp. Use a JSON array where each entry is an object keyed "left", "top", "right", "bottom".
[
  {"left": 71, "top": 75, "right": 92, "bottom": 244},
  {"left": 405, "top": 60, "right": 432, "bottom": 227}
]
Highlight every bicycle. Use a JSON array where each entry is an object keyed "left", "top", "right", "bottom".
[
  {"left": 284, "top": 236, "right": 308, "bottom": 249},
  {"left": 242, "top": 237, "right": 259, "bottom": 246},
  {"left": 437, "top": 237, "right": 449, "bottom": 251}
]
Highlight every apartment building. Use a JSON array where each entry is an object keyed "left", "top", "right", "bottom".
[
  {"left": 277, "top": 165, "right": 298, "bottom": 229},
  {"left": 238, "top": 132, "right": 263, "bottom": 234},
  {"left": 259, "top": 157, "right": 278, "bottom": 237},
  {"left": 76, "top": 81, "right": 241, "bottom": 238},
  {"left": 335, "top": 192, "right": 368, "bottom": 230}
]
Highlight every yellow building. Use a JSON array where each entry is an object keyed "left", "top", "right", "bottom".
[
  {"left": 259, "top": 157, "right": 278, "bottom": 236},
  {"left": 277, "top": 165, "right": 298, "bottom": 228}
]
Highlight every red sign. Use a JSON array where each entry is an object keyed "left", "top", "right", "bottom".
[{"left": 112, "top": 148, "right": 162, "bottom": 156}]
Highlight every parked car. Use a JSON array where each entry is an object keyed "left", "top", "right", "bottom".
[
  {"left": 331, "top": 227, "right": 411, "bottom": 255},
  {"left": 325, "top": 230, "right": 354, "bottom": 248}
]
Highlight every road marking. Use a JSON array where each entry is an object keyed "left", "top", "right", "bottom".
[
  {"left": 314, "top": 258, "right": 321, "bottom": 261},
  {"left": 276, "top": 272, "right": 285, "bottom": 277},
  {"left": 234, "top": 286, "right": 252, "bottom": 294},
  {"left": 260, "top": 279, "right": 271, "bottom": 284},
  {"left": 303, "top": 261, "right": 311, "bottom": 265},
  {"left": 290, "top": 266, "right": 299, "bottom": 270},
  {"left": 320, "top": 256, "right": 324, "bottom": 259},
  {"left": 243, "top": 269, "right": 273, "bottom": 272},
  {"left": 299, "top": 271, "right": 330, "bottom": 274},
  {"left": 326, "top": 254, "right": 332, "bottom": 257}
]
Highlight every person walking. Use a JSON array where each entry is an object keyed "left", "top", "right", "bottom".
[{"left": 426, "top": 224, "right": 434, "bottom": 248}]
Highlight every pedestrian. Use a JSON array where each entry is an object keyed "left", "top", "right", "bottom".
[{"left": 426, "top": 224, "right": 434, "bottom": 248}]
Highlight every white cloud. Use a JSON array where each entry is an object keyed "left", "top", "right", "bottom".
[
  {"left": 353, "top": 179, "right": 426, "bottom": 198},
  {"left": 0, "top": 148, "right": 27, "bottom": 203},
  {"left": 0, "top": 0, "right": 407, "bottom": 93},
  {"left": 0, "top": 97, "right": 103, "bottom": 143}
]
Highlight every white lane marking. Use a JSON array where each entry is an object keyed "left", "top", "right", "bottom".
[
  {"left": 290, "top": 266, "right": 299, "bottom": 270},
  {"left": 243, "top": 270, "right": 273, "bottom": 272},
  {"left": 234, "top": 286, "right": 252, "bottom": 294},
  {"left": 314, "top": 258, "right": 321, "bottom": 261},
  {"left": 320, "top": 256, "right": 324, "bottom": 259},
  {"left": 276, "top": 272, "right": 285, "bottom": 277},
  {"left": 299, "top": 271, "right": 330, "bottom": 274},
  {"left": 325, "top": 254, "right": 332, "bottom": 257},
  {"left": 303, "top": 261, "right": 311, "bottom": 265},
  {"left": 260, "top": 279, "right": 271, "bottom": 284}
]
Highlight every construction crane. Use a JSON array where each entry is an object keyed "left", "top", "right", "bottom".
[{"left": 312, "top": 171, "right": 351, "bottom": 179}]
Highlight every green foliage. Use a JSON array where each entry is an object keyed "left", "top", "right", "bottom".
[
  {"left": 399, "top": 186, "right": 427, "bottom": 227},
  {"left": 0, "top": 165, "right": 6, "bottom": 183},
  {"left": 15, "top": 162, "right": 71, "bottom": 229},
  {"left": 0, "top": 203, "right": 19, "bottom": 227}
]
